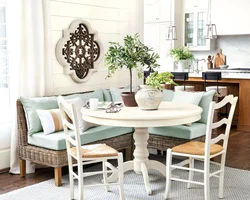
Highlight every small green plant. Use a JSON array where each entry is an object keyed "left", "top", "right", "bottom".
[
  {"left": 105, "top": 34, "right": 160, "bottom": 93},
  {"left": 145, "top": 72, "right": 177, "bottom": 90},
  {"left": 170, "top": 47, "right": 194, "bottom": 62}
]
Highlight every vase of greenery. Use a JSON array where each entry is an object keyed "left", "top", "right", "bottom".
[
  {"left": 135, "top": 72, "right": 177, "bottom": 110},
  {"left": 170, "top": 47, "right": 194, "bottom": 72},
  {"left": 105, "top": 34, "right": 160, "bottom": 107}
]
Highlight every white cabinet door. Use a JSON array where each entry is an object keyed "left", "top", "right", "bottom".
[
  {"left": 144, "top": 0, "right": 170, "bottom": 23},
  {"left": 144, "top": 23, "right": 159, "bottom": 55},
  {"left": 144, "top": 0, "right": 160, "bottom": 22},
  {"left": 144, "top": 22, "right": 174, "bottom": 71},
  {"left": 211, "top": 0, "right": 250, "bottom": 35},
  {"left": 183, "top": 11, "right": 212, "bottom": 51},
  {"left": 183, "top": 0, "right": 207, "bottom": 10}
]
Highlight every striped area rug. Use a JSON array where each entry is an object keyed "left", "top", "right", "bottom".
[{"left": 1, "top": 158, "right": 250, "bottom": 200}]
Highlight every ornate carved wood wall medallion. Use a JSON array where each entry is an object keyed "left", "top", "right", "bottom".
[{"left": 56, "top": 20, "right": 103, "bottom": 83}]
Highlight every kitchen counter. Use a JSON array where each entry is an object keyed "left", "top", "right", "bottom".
[{"left": 189, "top": 69, "right": 250, "bottom": 79}]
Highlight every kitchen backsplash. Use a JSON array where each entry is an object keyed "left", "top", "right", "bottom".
[{"left": 193, "top": 35, "right": 250, "bottom": 69}]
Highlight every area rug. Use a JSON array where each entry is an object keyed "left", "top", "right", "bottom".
[{"left": 1, "top": 160, "right": 250, "bottom": 200}]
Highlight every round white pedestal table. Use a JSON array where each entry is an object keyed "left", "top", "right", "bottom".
[{"left": 81, "top": 102, "right": 202, "bottom": 195}]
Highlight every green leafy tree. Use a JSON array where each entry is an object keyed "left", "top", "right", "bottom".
[{"left": 105, "top": 34, "right": 160, "bottom": 93}]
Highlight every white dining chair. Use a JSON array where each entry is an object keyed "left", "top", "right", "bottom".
[
  {"left": 58, "top": 96, "right": 125, "bottom": 200},
  {"left": 164, "top": 95, "right": 238, "bottom": 200}
]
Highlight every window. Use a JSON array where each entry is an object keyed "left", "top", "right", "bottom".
[{"left": 0, "top": 0, "right": 10, "bottom": 122}]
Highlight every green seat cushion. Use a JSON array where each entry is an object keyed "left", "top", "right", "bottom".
[
  {"left": 148, "top": 122, "right": 207, "bottom": 140},
  {"left": 28, "top": 126, "right": 134, "bottom": 150},
  {"left": 198, "top": 90, "right": 216, "bottom": 124}
]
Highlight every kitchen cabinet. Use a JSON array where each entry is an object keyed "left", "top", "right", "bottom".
[
  {"left": 183, "top": 10, "right": 212, "bottom": 51},
  {"left": 211, "top": 0, "right": 250, "bottom": 35},
  {"left": 144, "top": 0, "right": 170, "bottom": 23},
  {"left": 182, "top": 0, "right": 215, "bottom": 51},
  {"left": 144, "top": 22, "right": 175, "bottom": 71},
  {"left": 183, "top": 0, "right": 207, "bottom": 10}
]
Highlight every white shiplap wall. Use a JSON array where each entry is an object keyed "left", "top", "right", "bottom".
[{"left": 50, "top": 0, "right": 143, "bottom": 95}]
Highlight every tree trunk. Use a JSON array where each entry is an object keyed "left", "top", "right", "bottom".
[{"left": 129, "top": 68, "right": 132, "bottom": 94}]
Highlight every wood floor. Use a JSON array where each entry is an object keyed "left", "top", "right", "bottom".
[{"left": 1, "top": 127, "right": 250, "bottom": 195}]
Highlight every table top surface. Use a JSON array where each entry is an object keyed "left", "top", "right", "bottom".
[{"left": 81, "top": 102, "right": 202, "bottom": 128}]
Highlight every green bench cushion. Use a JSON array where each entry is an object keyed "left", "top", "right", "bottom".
[
  {"left": 148, "top": 122, "right": 207, "bottom": 140},
  {"left": 28, "top": 126, "right": 133, "bottom": 150}
]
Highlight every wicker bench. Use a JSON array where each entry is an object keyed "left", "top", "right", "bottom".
[{"left": 17, "top": 91, "right": 134, "bottom": 186}]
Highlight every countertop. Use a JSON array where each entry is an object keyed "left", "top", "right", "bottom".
[{"left": 188, "top": 69, "right": 250, "bottom": 79}]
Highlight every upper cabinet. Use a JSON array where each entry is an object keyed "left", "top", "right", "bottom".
[
  {"left": 183, "top": 0, "right": 207, "bottom": 10},
  {"left": 182, "top": 0, "right": 213, "bottom": 51},
  {"left": 211, "top": 0, "right": 250, "bottom": 35},
  {"left": 144, "top": 0, "right": 170, "bottom": 23}
]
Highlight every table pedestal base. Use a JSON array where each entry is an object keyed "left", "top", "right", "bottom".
[{"left": 108, "top": 128, "right": 166, "bottom": 195}]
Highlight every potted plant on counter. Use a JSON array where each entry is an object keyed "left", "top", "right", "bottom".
[
  {"left": 170, "top": 47, "right": 194, "bottom": 72},
  {"left": 135, "top": 72, "right": 177, "bottom": 110},
  {"left": 105, "top": 33, "right": 160, "bottom": 107}
]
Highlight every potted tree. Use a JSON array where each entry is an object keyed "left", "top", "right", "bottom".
[
  {"left": 135, "top": 72, "right": 177, "bottom": 110},
  {"left": 105, "top": 34, "right": 160, "bottom": 107},
  {"left": 170, "top": 47, "right": 194, "bottom": 72}
]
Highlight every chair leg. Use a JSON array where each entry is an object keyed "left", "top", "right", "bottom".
[
  {"left": 187, "top": 158, "right": 194, "bottom": 189},
  {"left": 103, "top": 159, "right": 110, "bottom": 192},
  {"left": 78, "top": 163, "right": 84, "bottom": 200},
  {"left": 164, "top": 149, "right": 172, "bottom": 199},
  {"left": 68, "top": 156, "right": 74, "bottom": 200},
  {"left": 204, "top": 159, "right": 210, "bottom": 200},
  {"left": 54, "top": 167, "right": 62, "bottom": 187},
  {"left": 118, "top": 153, "right": 125, "bottom": 200},
  {"left": 20, "top": 159, "right": 26, "bottom": 178},
  {"left": 219, "top": 153, "right": 226, "bottom": 199}
]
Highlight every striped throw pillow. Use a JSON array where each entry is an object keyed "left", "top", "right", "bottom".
[{"left": 36, "top": 109, "right": 63, "bottom": 134}]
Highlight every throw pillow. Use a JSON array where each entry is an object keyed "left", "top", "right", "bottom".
[
  {"left": 172, "top": 91, "right": 204, "bottom": 126},
  {"left": 20, "top": 96, "right": 59, "bottom": 135},
  {"left": 162, "top": 89, "right": 175, "bottom": 101},
  {"left": 198, "top": 90, "right": 216, "bottom": 124},
  {"left": 64, "top": 89, "right": 104, "bottom": 102},
  {"left": 109, "top": 86, "right": 130, "bottom": 102},
  {"left": 102, "top": 89, "right": 113, "bottom": 102},
  {"left": 172, "top": 90, "right": 204, "bottom": 105},
  {"left": 36, "top": 109, "right": 63, "bottom": 135},
  {"left": 62, "top": 97, "right": 98, "bottom": 132}
]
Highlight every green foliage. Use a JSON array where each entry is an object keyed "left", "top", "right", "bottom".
[
  {"left": 105, "top": 33, "right": 160, "bottom": 93},
  {"left": 170, "top": 47, "right": 194, "bottom": 62},
  {"left": 145, "top": 72, "right": 178, "bottom": 90}
]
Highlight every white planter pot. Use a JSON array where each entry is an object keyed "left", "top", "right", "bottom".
[
  {"left": 177, "top": 60, "right": 189, "bottom": 72},
  {"left": 135, "top": 85, "right": 163, "bottom": 110}
]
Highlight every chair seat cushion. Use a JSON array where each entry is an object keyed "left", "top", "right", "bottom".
[
  {"left": 148, "top": 122, "right": 207, "bottom": 140},
  {"left": 28, "top": 126, "right": 133, "bottom": 150},
  {"left": 70, "top": 144, "right": 118, "bottom": 158},
  {"left": 172, "top": 141, "right": 223, "bottom": 155}
]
